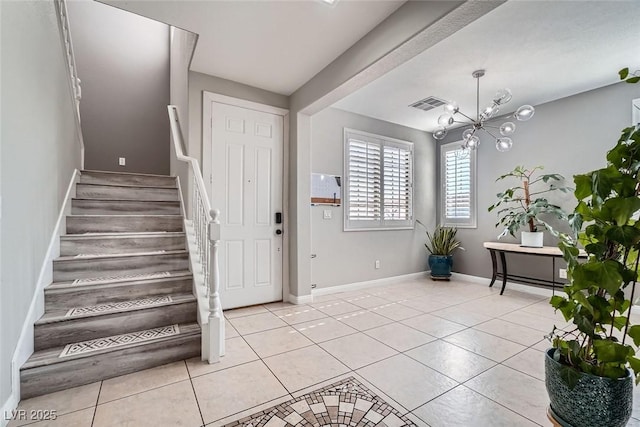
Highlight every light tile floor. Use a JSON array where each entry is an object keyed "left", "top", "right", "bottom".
[{"left": 7, "top": 277, "right": 640, "bottom": 427}]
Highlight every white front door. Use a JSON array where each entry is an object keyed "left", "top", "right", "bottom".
[{"left": 210, "top": 101, "right": 284, "bottom": 309}]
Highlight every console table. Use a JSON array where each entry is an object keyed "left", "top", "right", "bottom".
[{"left": 483, "top": 242, "right": 587, "bottom": 295}]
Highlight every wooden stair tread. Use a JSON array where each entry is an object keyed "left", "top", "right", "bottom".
[
  {"left": 61, "top": 231, "right": 185, "bottom": 239},
  {"left": 22, "top": 323, "right": 200, "bottom": 370},
  {"left": 47, "top": 270, "right": 193, "bottom": 289},
  {"left": 55, "top": 248, "right": 188, "bottom": 262},
  {"left": 77, "top": 182, "right": 178, "bottom": 190},
  {"left": 36, "top": 293, "right": 196, "bottom": 324},
  {"left": 81, "top": 170, "right": 175, "bottom": 179}
]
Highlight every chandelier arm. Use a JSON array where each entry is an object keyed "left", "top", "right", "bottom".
[
  {"left": 479, "top": 127, "right": 499, "bottom": 140},
  {"left": 481, "top": 124, "right": 501, "bottom": 130},
  {"left": 455, "top": 111, "right": 476, "bottom": 122},
  {"left": 476, "top": 73, "right": 480, "bottom": 121},
  {"left": 452, "top": 119, "right": 472, "bottom": 125}
]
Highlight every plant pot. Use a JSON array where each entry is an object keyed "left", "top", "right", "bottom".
[
  {"left": 521, "top": 231, "right": 543, "bottom": 247},
  {"left": 545, "top": 348, "right": 633, "bottom": 427},
  {"left": 428, "top": 254, "right": 453, "bottom": 280}
]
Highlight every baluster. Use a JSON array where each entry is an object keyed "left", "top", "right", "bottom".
[{"left": 207, "top": 209, "right": 224, "bottom": 363}]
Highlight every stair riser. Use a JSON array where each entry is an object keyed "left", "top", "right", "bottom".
[
  {"left": 66, "top": 216, "right": 183, "bottom": 234},
  {"left": 21, "top": 332, "right": 200, "bottom": 399},
  {"left": 76, "top": 184, "right": 179, "bottom": 201},
  {"left": 53, "top": 253, "right": 189, "bottom": 281},
  {"left": 34, "top": 301, "right": 197, "bottom": 351},
  {"left": 60, "top": 235, "right": 186, "bottom": 256},
  {"left": 71, "top": 199, "right": 181, "bottom": 215},
  {"left": 80, "top": 171, "right": 176, "bottom": 188},
  {"left": 45, "top": 278, "right": 193, "bottom": 310}
]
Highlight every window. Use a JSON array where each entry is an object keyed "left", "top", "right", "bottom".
[
  {"left": 344, "top": 129, "right": 413, "bottom": 230},
  {"left": 440, "top": 141, "right": 476, "bottom": 228}
]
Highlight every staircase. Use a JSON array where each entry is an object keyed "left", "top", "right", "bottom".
[{"left": 20, "top": 170, "right": 200, "bottom": 399}]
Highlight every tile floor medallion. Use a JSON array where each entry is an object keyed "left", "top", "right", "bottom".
[
  {"left": 59, "top": 324, "right": 180, "bottom": 357},
  {"left": 223, "top": 377, "right": 415, "bottom": 427}
]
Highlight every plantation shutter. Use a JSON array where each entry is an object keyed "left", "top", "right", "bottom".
[
  {"left": 440, "top": 141, "right": 476, "bottom": 228},
  {"left": 383, "top": 144, "right": 412, "bottom": 221},
  {"left": 344, "top": 129, "right": 413, "bottom": 230},
  {"left": 347, "top": 137, "right": 381, "bottom": 221}
]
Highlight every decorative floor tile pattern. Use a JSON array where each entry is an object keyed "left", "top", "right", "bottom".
[
  {"left": 59, "top": 324, "right": 180, "bottom": 357},
  {"left": 223, "top": 377, "right": 415, "bottom": 427},
  {"left": 71, "top": 271, "right": 171, "bottom": 285},
  {"left": 64, "top": 295, "right": 173, "bottom": 317}
]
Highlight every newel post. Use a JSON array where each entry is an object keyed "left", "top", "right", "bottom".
[{"left": 207, "top": 209, "right": 225, "bottom": 363}]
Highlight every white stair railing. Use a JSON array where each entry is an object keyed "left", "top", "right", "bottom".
[
  {"left": 168, "top": 105, "right": 225, "bottom": 363},
  {"left": 54, "top": 0, "right": 85, "bottom": 169}
]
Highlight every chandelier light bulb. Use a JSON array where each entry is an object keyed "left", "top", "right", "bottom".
[
  {"left": 499, "top": 122, "right": 516, "bottom": 136},
  {"left": 467, "top": 135, "right": 480, "bottom": 149},
  {"left": 444, "top": 102, "right": 459, "bottom": 114},
  {"left": 493, "top": 88, "right": 512, "bottom": 105},
  {"left": 515, "top": 105, "right": 535, "bottom": 121},
  {"left": 462, "top": 128, "right": 475, "bottom": 141},
  {"left": 437, "top": 114, "right": 454, "bottom": 127},
  {"left": 433, "top": 127, "right": 448, "bottom": 140},
  {"left": 496, "top": 137, "right": 513, "bottom": 152},
  {"left": 482, "top": 104, "right": 500, "bottom": 120}
]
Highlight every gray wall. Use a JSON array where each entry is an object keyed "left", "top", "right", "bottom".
[
  {"left": 438, "top": 81, "right": 640, "bottom": 281},
  {"left": 188, "top": 71, "right": 289, "bottom": 167},
  {"left": 170, "top": 27, "right": 197, "bottom": 206},
  {"left": 1, "top": 0, "right": 81, "bottom": 406},
  {"left": 311, "top": 108, "right": 435, "bottom": 289},
  {"left": 67, "top": 1, "right": 170, "bottom": 175}
]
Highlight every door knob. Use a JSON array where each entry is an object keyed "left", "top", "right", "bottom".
[{"left": 275, "top": 229, "right": 283, "bottom": 235}]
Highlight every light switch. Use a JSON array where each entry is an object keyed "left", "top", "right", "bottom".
[
  {"left": 323, "top": 210, "right": 332, "bottom": 220},
  {"left": 119, "top": 157, "right": 126, "bottom": 166}
]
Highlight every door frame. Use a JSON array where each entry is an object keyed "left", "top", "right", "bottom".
[{"left": 202, "top": 91, "right": 290, "bottom": 304}]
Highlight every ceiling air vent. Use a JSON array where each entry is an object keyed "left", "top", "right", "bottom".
[{"left": 409, "top": 96, "right": 447, "bottom": 112}]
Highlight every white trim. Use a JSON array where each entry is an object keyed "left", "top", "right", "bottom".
[
  {"left": 288, "top": 294, "right": 314, "bottom": 305},
  {"left": 312, "top": 271, "right": 428, "bottom": 296},
  {"left": 4, "top": 169, "right": 79, "bottom": 418},
  {"left": 202, "top": 92, "right": 290, "bottom": 305},
  {"left": 450, "top": 272, "right": 558, "bottom": 299}
]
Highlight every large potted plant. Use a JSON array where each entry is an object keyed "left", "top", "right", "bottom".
[
  {"left": 545, "top": 67, "right": 640, "bottom": 427},
  {"left": 425, "top": 225, "right": 462, "bottom": 280},
  {"left": 488, "top": 165, "right": 570, "bottom": 247}
]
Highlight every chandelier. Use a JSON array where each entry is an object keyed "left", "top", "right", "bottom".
[{"left": 432, "top": 69, "right": 535, "bottom": 153}]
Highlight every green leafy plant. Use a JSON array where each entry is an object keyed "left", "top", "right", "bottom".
[
  {"left": 488, "top": 165, "right": 570, "bottom": 238},
  {"left": 425, "top": 226, "right": 462, "bottom": 255},
  {"left": 548, "top": 67, "right": 640, "bottom": 387}
]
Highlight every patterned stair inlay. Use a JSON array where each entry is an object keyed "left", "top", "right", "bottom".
[
  {"left": 59, "top": 324, "right": 181, "bottom": 358},
  {"left": 73, "top": 250, "right": 166, "bottom": 258},
  {"left": 71, "top": 271, "right": 171, "bottom": 285},
  {"left": 64, "top": 295, "right": 173, "bottom": 318},
  {"left": 224, "top": 377, "right": 415, "bottom": 427}
]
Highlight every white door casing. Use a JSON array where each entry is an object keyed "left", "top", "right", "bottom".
[{"left": 204, "top": 94, "right": 287, "bottom": 309}]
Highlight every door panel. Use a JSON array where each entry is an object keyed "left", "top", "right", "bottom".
[{"left": 210, "top": 102, "right": 283, "bottom": 309}]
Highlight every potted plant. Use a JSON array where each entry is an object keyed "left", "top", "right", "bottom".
[
  {"left": 425, "top": 225, "right": 462, "bottom": 280},
  {"left": 545, "top": 67, "right": 640, "bottom": 427},
  {"left": 488, "top": 165, "right": 570, "bottom": 247}
]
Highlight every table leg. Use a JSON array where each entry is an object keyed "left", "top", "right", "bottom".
[
  {"left": 499, "top": 251, "right": 508, "bottom": 295},
  {"left": 552, "top": 257, "right": 556, "bottom": 296},
  {"left": 489, "top": 249, "right": 498, "bottom": 288}
]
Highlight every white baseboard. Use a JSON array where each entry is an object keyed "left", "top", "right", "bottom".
[
  {"left": 311, "top": 271, "right": 429, "bottom": 298},
  {"left": 1, "top": 388, "right": 19, "bottom": 427},
  {"left": 450, "top": 272, "right": 558, "bottom": 298},
  {"left": 288, "top": 294, "right": 313, "bottom": 305},
  {"left": 3, "top": 169, "right": 79, "bottom": 421}
]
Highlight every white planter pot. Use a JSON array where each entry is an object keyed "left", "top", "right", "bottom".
[{"left": 521, "top": 231, "right": 544, "bottom": 247}]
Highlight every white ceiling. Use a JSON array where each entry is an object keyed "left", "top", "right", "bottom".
[
  {"left": 333, "top": 1, "right": 640, "bottom": 132},
  {"left": 101, "top": 0, "right": 405, "bottom": 95}
]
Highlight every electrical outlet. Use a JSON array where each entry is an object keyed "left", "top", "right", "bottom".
[
  {"left": 323, "top": 210, "right": 332, "bottom": 220},
  {"left": 375, "top": 260, "right": 380, "bottom": 269},
  {"left": 559, "top": 268, "right": 567, "bottom": 279},
  {"left": 119, "top": 157, "right": 126, "bottom": 166}
]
